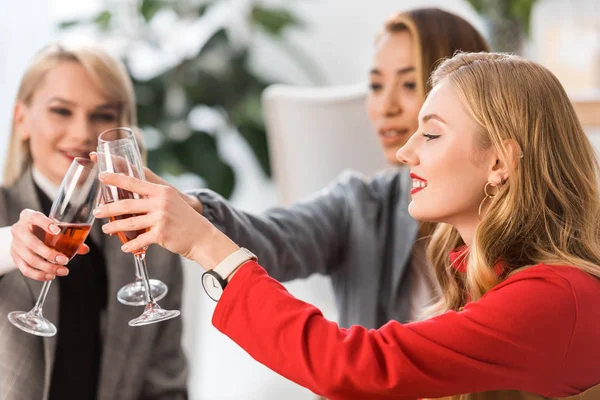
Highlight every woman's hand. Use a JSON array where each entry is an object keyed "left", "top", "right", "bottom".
[
  {"left": 89, "top": 151, "right": 203, "bottom": 214},
  {"left": 10, "top": 209, "right": 89, "bottom": 281},
  {"left": 93, "top": 173, "right": 238, "bottom": 271}
]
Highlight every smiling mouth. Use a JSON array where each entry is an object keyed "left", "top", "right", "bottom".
[
  {"left": 380, "top": 129, "right": 409, "bottom": 138},
  {"left": 59, "top": 150, "right": 93, "bottom": 160},
  {"left": 411, "top": 179, "right": 427, "bottom": 195}
]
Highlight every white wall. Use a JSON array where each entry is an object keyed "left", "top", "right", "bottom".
[{"left": 0, "top": 2, "right": 52, "bottom": 178}]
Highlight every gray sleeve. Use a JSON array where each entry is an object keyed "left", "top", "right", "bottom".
[{"left": 187, "top": 171, "right": 383, "bottom": 282}]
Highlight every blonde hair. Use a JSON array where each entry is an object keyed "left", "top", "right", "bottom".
[
  {"left": 3, "top": 42, "right": 141, "bottom": 186},
  {"left": 380, "top": 8, "right": 490, "bottom": 100},
  {"left": 425, "top": 52, "right": 600, "bottom": 316}
]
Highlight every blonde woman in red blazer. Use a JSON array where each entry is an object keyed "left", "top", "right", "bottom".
[{"left": 96, "top": 52, "right": 600, "bottom": 400}]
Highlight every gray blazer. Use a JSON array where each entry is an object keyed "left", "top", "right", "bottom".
[
  {"left": 193, "top": 168, "right": 419, "bottom": 329},
  {"left": 0, "top": 171, "right": 188, "bottom": 400}
]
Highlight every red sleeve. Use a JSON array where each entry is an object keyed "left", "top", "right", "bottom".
[{"left": 213, "top": 262, "right": 578, "bottom": 400}]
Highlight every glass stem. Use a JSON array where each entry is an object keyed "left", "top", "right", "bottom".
[
  {"left": 134, "top": 252, "right": 155, "bottom": 304},
  {"left": 32, "top": 280, "right": 53, "bottom": 316},
  {"left": 134, "top": 258, "right": 142, "bottom": 281}
]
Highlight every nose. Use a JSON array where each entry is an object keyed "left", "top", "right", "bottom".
[
  {"left": 396, "top": 132, "right": 419, "bottom": 166},
  {"left": 382, "top": 87, "right": 402, "bottom": 117},
  {"left": 69, "top": 114, "right": 97, "bottom": 146}
]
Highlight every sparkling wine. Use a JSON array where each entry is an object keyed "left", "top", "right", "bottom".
[
  {"left": 109, "top": 214, "right": 149, "bottom": 244},
  {"left": 105, "top": 188, "right": 149, "bottom": 255},
  {"left": 34, "top": 223, "right": 92, "bottom": 261}
]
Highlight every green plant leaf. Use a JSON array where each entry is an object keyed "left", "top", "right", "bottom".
[
  {"left": 251, "top": 6, "right": 301, "bottom": 36},
  {"left": 94, "top": 11, "right": 112, "bottom": 30},
  {"left": 172, "top": 132, "right": 236, "bottom": 197},
  {"left": 140, "top": 0, "right": 164, "bottom": 22},
  {"left": 465, "top": 0, "right": 484, "bottom": 13},
  {"left": 509, "top": 0, "right": 538, "bottom": 35},
  {"left": 58, "top": 20, "right": 81, "bottom": 29}
]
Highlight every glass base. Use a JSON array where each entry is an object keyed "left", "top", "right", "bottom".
[
  {"left": 117, "top": 279, "right": 168, "bottom": 306},
  {"left": 128, "top": 302, "right": 180, "bottom": 326},
  {"left": 8, "top": 310, "right": 57, "bottom": 337}
]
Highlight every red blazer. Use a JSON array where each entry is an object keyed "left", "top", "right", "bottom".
[{"left": 213, "top": 261, "right": 600, "bottom": 400}]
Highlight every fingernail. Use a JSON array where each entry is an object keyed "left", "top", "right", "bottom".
[
  {"left": 57, "top": 267, "right": 69, "bottom": 276},
  {"left": 93, "top": 207, "right": 101, "bottom": 216},
  {"left": 56, "top": 255, "right": 69, "bottom": 265},
  {"left": 49, "top": 224, "right": 60, "bottom": 234},
  {"left": 45, "top": 274, "right": 55, "bottom": 280},
  {"left": 102, "top": 224, "right": 108, "bottom": 233},
  {"left": 121, "top": 244, "right": 129, "bottom": 251},
  {"left": 99, "top": 172, "right": 108, "bottom": 180}
]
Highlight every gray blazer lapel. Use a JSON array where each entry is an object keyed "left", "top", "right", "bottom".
[
  {"left": 390, "top": 168, "right": 419, "bottom": 312},
  {"left": 1, "top": 171, "right": 60, "bottom": 400},
  {"left": 97, "top": 233, "right": 139, "bottom": 400}
]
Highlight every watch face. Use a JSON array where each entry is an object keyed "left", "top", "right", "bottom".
[{"left": 202, "top": 273, "right": 223, "bottom": 301}]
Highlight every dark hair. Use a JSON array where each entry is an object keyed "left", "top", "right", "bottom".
[{"left": 380, "top": 8, "right": 490, "bottom": 99}]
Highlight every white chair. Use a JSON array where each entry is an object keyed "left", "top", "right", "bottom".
[{"left": 262, "top": 83, "right": 388, "bottom": 205}]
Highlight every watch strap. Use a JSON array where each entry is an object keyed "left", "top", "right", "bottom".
[{"left": 212, "top": 247, "right": 257, "bottom": 280}]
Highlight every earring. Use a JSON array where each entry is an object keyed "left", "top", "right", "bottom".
[{"left": 478, "top": 181, "right": 499, "bottom": 220}]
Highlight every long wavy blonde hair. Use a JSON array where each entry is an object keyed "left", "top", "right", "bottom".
[
  {"left": 425, "top": 52, "right": 600, "bottom": 316},
  {"left": 3, "top": 42, "right": 140, "bottom": 187}
]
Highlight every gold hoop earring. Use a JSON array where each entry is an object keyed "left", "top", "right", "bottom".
[{"left": 478, "top": 181, "right": 499, "bottom": 220}]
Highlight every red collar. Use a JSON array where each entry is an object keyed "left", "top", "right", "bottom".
[{"left": 449, "top": 246, "right": 504, "bottom": 276}]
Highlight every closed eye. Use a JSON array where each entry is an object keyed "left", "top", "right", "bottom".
[{"left": 422, "top": 133, "right": 441, "bottom": 141}]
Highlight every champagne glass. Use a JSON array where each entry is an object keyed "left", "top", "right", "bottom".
[
  {"left": 97, "top": 127, "right": 168, "bottom": 306},
  {"left": 97, "top": 134, "right": 180, "bottom": 326},
  {"left": 8, "top": 158, "right": 101, "bottom": 336}
]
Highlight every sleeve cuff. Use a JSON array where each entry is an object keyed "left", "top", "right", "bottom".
[{"left": 212, "top": 261, "right": 264, "bottom": 329}]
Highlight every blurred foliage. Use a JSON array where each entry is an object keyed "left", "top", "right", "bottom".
[
  {"left": 467, "top": 0, "right": 538, "bottom": 53},
  {"left": 60, "top": 0, "right": 314, "bottom": 198}
]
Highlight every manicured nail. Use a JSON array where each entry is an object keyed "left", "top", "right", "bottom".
[
  {"left": 45, "top": 274, "right": 55, "bottom": 280},
  {"left": 56, "top": 255, "right": 69, "bottom": 265},
  {"left": 49, "top": 224, "right": 60, "bottom": 234},
  {"left": 57, "top": 267, "right": 69, "bottom": 276},
  {"left": 121, "top": 244, "right": 129, "bottom": 251},
  {"left": 93, "top": 207, "right": 101, "bottom": 216},
  {"left": 101, "top": 224, "right": 108, "bottom": 233}
]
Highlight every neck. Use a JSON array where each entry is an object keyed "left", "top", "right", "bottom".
[
  {"left": 452, "top": 215, "right": 480, "bottom": 246},
  {"left": 32, "top": 167, "right": 60, "bottom": 201}
]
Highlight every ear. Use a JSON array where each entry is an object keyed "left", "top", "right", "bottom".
[
  {"left": 13, "top": 101, "right": 30, "bottom": 141},
  {"left": 488, "top": 139, "right": 522, "bottom": 184}
]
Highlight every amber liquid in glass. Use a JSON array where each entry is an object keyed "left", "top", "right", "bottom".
[
  {"left": 34, "top": 223, "right": 92, "bottom": 261},
  {"left": 106, "top": 188, "right": 149, "bottom": 255}
]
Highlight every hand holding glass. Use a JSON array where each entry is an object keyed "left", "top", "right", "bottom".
[
  {"left": 8, "top": 158, "right": 100, "bottom": 336},
  {"left": 97, "top": 128, "right": 180, "bottom": 326},
  {"left": 97, "top": 127, "right": 168, "bottom": 306}
]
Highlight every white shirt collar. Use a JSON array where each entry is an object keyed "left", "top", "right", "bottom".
[{"left": 32, "top": 168, "right": 60, "bottom": 202}]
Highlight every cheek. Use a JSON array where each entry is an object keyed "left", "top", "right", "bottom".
[
  {"left": 408, "top": 154, "right": 488, "bottom": 221},
  {"left": 365, "top": 94, "right": 379, "bottom": 122}
]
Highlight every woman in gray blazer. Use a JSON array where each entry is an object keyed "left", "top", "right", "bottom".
[{"left": 0, "top": 43, "right": 187, "bottom": 400}]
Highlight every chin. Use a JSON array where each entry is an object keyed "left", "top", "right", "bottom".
[{"left": 407, "top": 202, "right": 440, "bottom": 223}]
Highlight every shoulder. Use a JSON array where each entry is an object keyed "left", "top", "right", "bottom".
[
  {"left": 492, "top": 263, "right": 598, "bottom": 295},
  {"left": 479, "top": 264, "right": 599, "bottom": 323}
]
